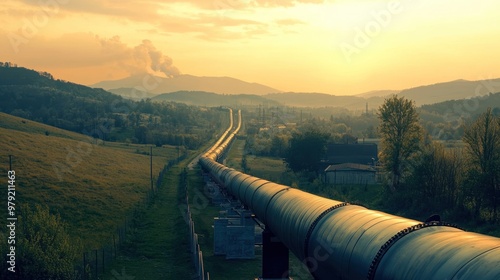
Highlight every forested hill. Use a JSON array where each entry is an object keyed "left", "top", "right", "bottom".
[
  {"left": 0, "top": 63, "right": 224, "bottom": 149},
  {"left": 417, "top": 92, "right": 500, "bottom": 140},
  {"left": 420, "top": 92, "right": 500, "bottom": 117},
  {"left": 152, "top": 90, "right": 280, "bottom": 107},
  {"left": 0, "top": 64, "right": 133, "bottom": 131},
  {"left": 0, "top": 63, "right": 118, "bottom": 101}
]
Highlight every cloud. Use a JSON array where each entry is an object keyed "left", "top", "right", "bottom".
[
  {"left": 203, "top": 0, "right": 326, "bottom": 9},
  {"left": 275, "top": 18, "right": 306, "bottom": 26},
  {"left": 19, "top": 0, "right": 160, "bottom": 20},
  {"left": 250, "top": 0, "right": 325, "bottom": 8},
  {"left": 13, "top": 0, "right": 322, "bottom": 41},
  {"left": 18, "top": 0, "right": 325, "bottom": 15},
  {"left": 1, "top": 32, "right": 180, "bottom": 79}
]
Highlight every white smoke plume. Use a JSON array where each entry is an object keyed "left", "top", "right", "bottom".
[{"left": 132, "top": 39, "right": 180, "bottom": 78}]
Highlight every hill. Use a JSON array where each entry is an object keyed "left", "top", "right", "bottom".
[
  {"left": 264, "top": 92, "right": 358, "bottom": 107},
  {"left": 0, "top": 113, "right": 177, "bottom": 247},
  {"left": 0, "top": 64, "right": 225, "bottom": 149},
  {"left": 0, "top": 64, "right": 121, "bottom": 100},
  {"left": 398, "top": 78, "right": 500, "bottom": 106},
  {"left": 106, "top": 87, "right": 157, "bottom": 100},
  {"left": 420, "top": 92, "right": 500, "bottom": 121},
  {"left": 92, "top": 73, "right": 281, "bottom": 96},
  {"left": 0, "top": 64, "right": 133, "bottom": 132},
  {"left": 152, "top": 91, "right": 280, "bottom": 107},
  {"left": 262, "top": 78, "right": 500, "bottom": 109},
  {"left": 0, "top": 112, "right": 91, "bottom": 141},
  {"left": 356, "top": 89, "right": 399, "bottom": 98},
  {"left": 263, "top": 92, "right": 385, "bottom": 110}
]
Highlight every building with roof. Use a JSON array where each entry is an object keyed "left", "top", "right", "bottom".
[
  {"left": 325, "top": 143, "right": 378, "bottom": 166},
  {"left": 324, "top": 163, "right": 377, "bottom": 185}
]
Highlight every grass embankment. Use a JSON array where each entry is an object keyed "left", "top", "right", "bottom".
[
  {"left": 224, "top": 138, "right": 245, "bottom": 169},
  {"left": 102, "top": 159, "right": 194, "bottom": 279},
  {"left": 101, "top": 119, "right": 231, "bottom": 279},
  {"left": 0, "top": 113, "right": 178, "bottom": 248}
]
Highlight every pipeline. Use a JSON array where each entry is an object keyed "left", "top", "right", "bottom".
[{"left": 199, "top": 108, "right": 500, "bottom": 280}]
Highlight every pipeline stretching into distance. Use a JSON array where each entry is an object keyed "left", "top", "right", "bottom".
[{"left": 199, "top": 108, "right": 500, "bottom": 280}]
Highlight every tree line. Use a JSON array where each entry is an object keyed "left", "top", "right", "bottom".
[
  {"left": 379, "top": 96, "right": 500, "bottom": 223},
  {"left": 243, "top": 96, "right": 499, "bottom": 225}
]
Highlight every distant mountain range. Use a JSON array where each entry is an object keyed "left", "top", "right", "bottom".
[
  {"left": 356, "top": 89, "right": 400, "bottom": 98},
  {"left": 92, "top": 74, "right": 281, "bottom": 96},
  {"left": 262, "top": 92, "right": 385, "bottom": 110},
  {"left": 398, "top": 79, "right": 500, "bottom": 105},
  {"left": 152, "top": 91, "right": 280, "bottom": 107},
  {"left": 93, "top": 73, "right": 500, "bottom": 109},
  {"left": 262, "top": 79, "right": 500, "bottom": 108},
  {"left": 3, "top": 63, "right": 499, "bottom": 111}
]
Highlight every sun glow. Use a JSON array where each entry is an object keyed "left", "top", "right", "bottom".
[{"left": 1, "top": 0, "right": 500, "bottom": 94}]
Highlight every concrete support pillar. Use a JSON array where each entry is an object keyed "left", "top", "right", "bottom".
[{"left": 261, "top": 229, "right": 289, "bottom": 280}]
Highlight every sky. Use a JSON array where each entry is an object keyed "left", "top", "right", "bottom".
[{"left": 1, "top": 0, "right": 500, "bottom": 95}]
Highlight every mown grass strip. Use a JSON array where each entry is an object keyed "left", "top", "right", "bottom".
[{"left": 102, "top": 159, "right": 195, "bottom": 279}]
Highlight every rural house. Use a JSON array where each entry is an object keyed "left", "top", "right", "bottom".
[
  {"left": 325, "top": 143, "right": 378, "bottom": 166},
  {"left": 324, "top": 163, "right": 377, "bottom": 185},
  {"left": 323, "top": 143, "right": 378, "bottom": 185}
]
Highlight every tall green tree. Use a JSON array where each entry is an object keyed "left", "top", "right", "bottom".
[
  {"left": 285, "top": 129, "right": 329, "bottom": 174},
  {"left": 408, "top": 142, "right": 463, "bottom": 210},
  {"left": 463, "top": 108, "right": 500, "bottom": 220},
  {"left": 378, "top": 95, "right": 422, "bottom": 191},
  {"left": 270, "top": 135, "right": 288, "bottom": 157}
]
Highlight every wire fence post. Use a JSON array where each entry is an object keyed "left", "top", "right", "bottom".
[
  {"left": 102, "top": 248, "right": 105, "bottom": 276},
  {"left": 150, "top": 146, "right": 153, "bottom": 193},
  {"left": 83, "top": 252, "right": 87, "bottom": 280},
  {"left": 94, "top": 249, "right": 97, "bottom": 279},
  {"left": 113, "top": 235, "right": 117, "bottom": 259}
]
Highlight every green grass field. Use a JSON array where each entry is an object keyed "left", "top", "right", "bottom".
[
  {"left": 0, "top": 113, "right": 179, "bottom": 248},
  {"left": 224, "top": 139, "right": 245, "bottom": 170}
]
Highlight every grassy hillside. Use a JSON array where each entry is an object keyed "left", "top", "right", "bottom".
[
  {"left": 0, "top": 113, "right": 179, "bottom": 248},
  {"left": 0, "top": 112, "right": 91, "bottom": 141}
]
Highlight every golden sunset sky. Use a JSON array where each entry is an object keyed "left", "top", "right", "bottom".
[{"left": 1, "top": 0, "right": 499, "bottom": 95}]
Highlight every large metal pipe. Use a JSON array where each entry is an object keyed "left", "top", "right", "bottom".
[{"left": 199, "top": 109, "right": 500, "bottom": 279}]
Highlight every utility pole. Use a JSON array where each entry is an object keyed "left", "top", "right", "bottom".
[{"left": 150, "top": 146, "right": 153, "bottom": 193}]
